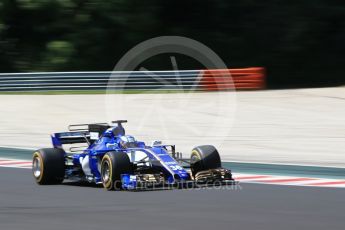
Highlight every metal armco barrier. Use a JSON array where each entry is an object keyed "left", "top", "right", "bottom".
[{"left": 0, "top": 67, "right": 265, "bottom": 92}]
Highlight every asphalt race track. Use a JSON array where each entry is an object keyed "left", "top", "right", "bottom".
[{"left": 0, "top": 167, "right": 344, "bottom": 230}]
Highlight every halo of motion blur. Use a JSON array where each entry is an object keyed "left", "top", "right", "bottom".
[{"left": 105, "top": 36, "right": 237, "bottom": 154}]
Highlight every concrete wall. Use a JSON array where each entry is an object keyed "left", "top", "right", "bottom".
[{"left": 0, "top": 87, "right": 344, "bottom": 167}]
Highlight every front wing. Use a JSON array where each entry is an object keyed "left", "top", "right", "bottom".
[{"left": 121, "top": 168, "right": 237, "bottom": 191}]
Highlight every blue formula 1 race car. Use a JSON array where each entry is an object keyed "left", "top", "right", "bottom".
[{"left": 32, "top": 120, "right": 234, "bottom": 190}]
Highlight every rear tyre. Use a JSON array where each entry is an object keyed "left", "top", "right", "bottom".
[
  {"left": 101, "top": 151, "right": 132, "bottom": 191},
  {"left": 32, "top": 148, "right": 65, "bottom": 185},
  {"left": 190, "top": 145, "right": 221, "bottom": 176}
]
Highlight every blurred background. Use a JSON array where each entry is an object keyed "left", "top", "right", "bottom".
[{"left": 0, "top": 0, "right": 344, "bottom": 88}]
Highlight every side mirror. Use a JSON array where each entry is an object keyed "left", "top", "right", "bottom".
[{"left": 151, "top": 140, "right": 162, "bottom": 146}]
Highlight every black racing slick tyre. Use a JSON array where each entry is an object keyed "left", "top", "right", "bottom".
[
  {"left": 101, "top": 151, "right": 132, "bottom": 191},
  {"left": 190, "top": 145, "right": 221, "bottom": 176},
  {"left": 32, "top": 148, "right": 65, "bottom": 185}
]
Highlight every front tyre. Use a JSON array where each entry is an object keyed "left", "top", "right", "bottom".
[
  {"left": 101, "top": 151, "right": 132, "bottom": 191},
  {"left": 190, "top": 145, "right": 221, "bottom": 176},
  {"left": 32, "top": 148, "right": 65, "bottom": 185}
]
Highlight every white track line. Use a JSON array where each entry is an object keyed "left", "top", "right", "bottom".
[{"left": 233, "top": 173, "right": 345, "bottom": 188}]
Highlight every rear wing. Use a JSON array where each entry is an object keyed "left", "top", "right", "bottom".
[{"left": 51, "top": 123, "right": 110, "bottom": 149}]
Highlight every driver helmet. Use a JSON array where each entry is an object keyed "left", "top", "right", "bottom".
[{"left": 120, "top": 135, "right": 138, "bottom": 149}]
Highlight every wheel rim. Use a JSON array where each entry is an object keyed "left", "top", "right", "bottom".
[
  {"left": 191, "top": 154, "right": 200, "bottom": 164},
  {"left": 102, "top": 161, "right": 110, "bottom": 183},
  {"left": 33, "top": 157, "right": 41, "bottom": 178}
]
